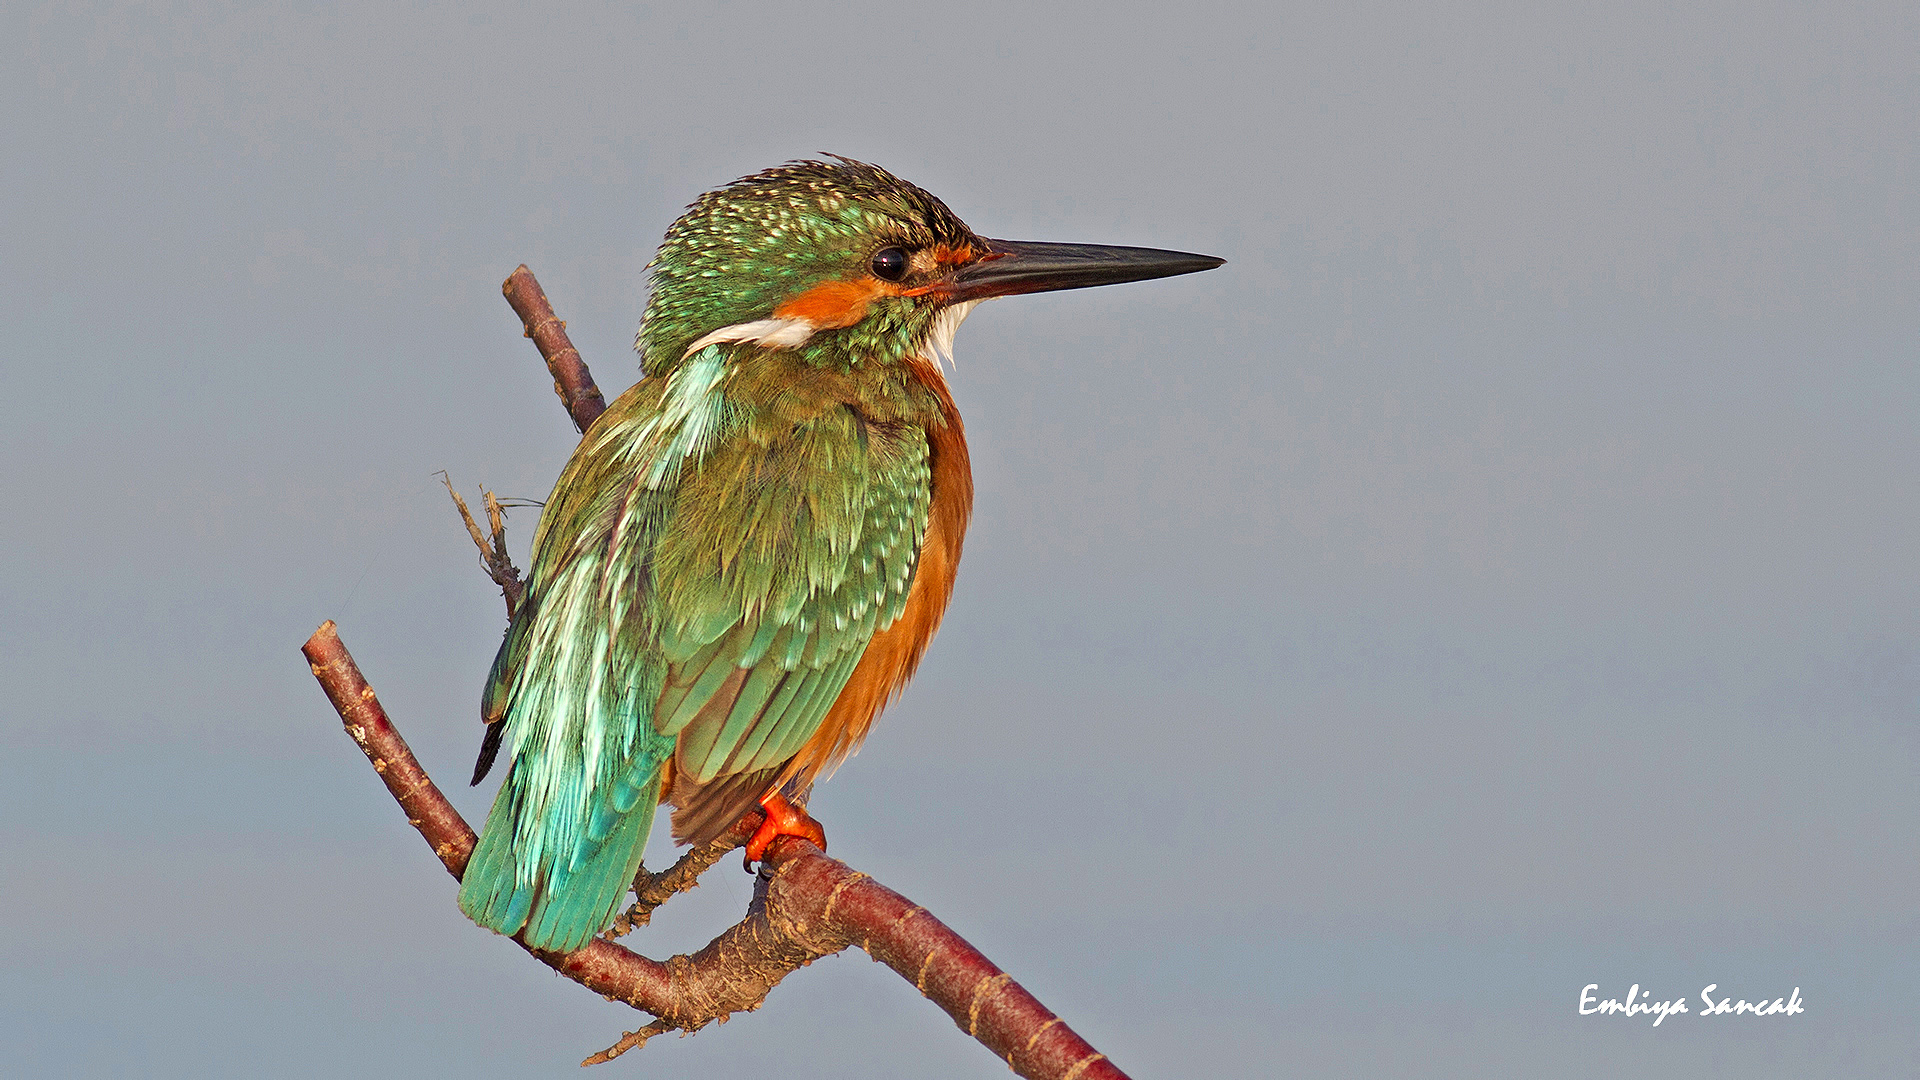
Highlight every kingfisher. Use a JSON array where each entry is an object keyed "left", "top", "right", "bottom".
[{"left": 458, "top": 157, "right": 1222, "bottom": 952}]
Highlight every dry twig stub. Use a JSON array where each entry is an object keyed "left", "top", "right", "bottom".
[{"left": 439, "top": 474, "right": 525, "bottom": 619}]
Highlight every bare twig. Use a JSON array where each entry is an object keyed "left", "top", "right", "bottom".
[
  {"left": 582, "top": 1019, "right": 677, "bottom": 1066},
  {"left": 502, "top": 264, "right": 608, "bottom": 434},
  {"left": 439, "top": 474, "right": 525, "bottom": 619},
  {"left": 483, "top": 491, "right": 510, "bottom": 555},
  {"left": 606, "top": 818, "right": 755, "bottom": 939}
]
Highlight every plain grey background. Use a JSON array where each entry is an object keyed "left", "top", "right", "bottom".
[{"left": 4, "top": 2, "right": 1914, "bottom": 1076}]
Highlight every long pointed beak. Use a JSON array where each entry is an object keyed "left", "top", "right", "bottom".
[{"left": 938, "top": 238, "right": 1224, "bottom": 302}]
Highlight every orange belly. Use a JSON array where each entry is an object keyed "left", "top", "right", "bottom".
[{"left": 782, "top": 356, "right": 972, "bottom": 787}]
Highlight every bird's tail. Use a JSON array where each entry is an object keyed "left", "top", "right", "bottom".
[{"left": 458, "top": 764, "right": 663, "bottom": 954}]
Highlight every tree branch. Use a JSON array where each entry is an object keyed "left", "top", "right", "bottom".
[
  {"left": 303, "top": 623, "right": 1127, "bottom": 1078},
  {"left": 306, "top": 266, "right": 1132, "bottom": 1077},
  {"left": 503, "top": 264, "right": 607, "bottom": 434}
]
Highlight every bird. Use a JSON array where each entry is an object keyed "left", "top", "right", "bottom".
[{"left": 458, "top": 157, "right": 1222, "bottom": 952}]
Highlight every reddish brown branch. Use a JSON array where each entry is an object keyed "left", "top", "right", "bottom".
[
  {"left": 502, "top": 264, "right": 608, "bottom": 433},
  {"left": 304, "top": 621, "right": 475, "bottom": 876},
  {"left": 302, "top": 621, "right": 1128, "bottom": 1079}
]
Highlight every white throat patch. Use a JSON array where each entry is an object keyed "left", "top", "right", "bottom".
[{"left": 923, "top": 300, "right": 980, "bottom": 372}]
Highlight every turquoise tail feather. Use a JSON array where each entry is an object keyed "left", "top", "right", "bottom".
[{"left": 458, "top": 763, "right": 664, "bottom": 953}]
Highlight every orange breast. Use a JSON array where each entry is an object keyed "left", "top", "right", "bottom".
[{"left": 781, "top": 356, "right": 972, "bottom": 786}]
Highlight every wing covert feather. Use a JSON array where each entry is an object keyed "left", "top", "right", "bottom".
[
  {"left": 477, "top": 348, "right": 946, "bottom": 865},
  {"left": 659, "top": 411, "right": 933, "bottom": 800}
]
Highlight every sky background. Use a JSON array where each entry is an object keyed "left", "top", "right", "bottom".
[{"left": 4, "top": 2, "right": 1916, "bottom": 1076}]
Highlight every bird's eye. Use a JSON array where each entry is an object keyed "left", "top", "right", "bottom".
[{"left": 870, "top": 247, "right": 909, "bottom": 282}]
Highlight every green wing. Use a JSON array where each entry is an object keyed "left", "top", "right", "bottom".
[
  {"left": 460, "top": 345, "right": 931, "bottom": 949},
  {"left": 641, "top": 359, "right": 932, "bottom": 839},
  {"left": 458, "top": 364, "right": 692, "bottom": 951}
]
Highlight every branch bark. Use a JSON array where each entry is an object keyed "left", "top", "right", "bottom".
[
  {"left": 304, "top": 623, "right": 1126, "bottom": 1078},
  {"left": 503, "top": 264, "right": 607, "bottom": 434},
  {"left": 304, "top": 266, "right": 1132, "bottom": 1077},
  {"left": 606, "top": 823, "right": 752, "bottom": 937}
]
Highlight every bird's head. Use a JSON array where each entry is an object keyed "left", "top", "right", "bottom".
[{"left": 636, "top": 157, "right": 1221, "bottom": 376}]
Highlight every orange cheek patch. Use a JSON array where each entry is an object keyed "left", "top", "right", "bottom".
[{"left": 773, "top": 278, "right": 895, "bottom": 330}]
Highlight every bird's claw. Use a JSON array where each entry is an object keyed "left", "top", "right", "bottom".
[{"left": 742, "top": 790, "right": 827, "bottom": 870}]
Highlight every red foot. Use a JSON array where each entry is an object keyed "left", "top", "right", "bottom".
[{"left": 743, "top": 790, "right": 827, "bottom": 868}]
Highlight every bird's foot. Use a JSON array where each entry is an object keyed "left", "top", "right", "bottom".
[{"left": 743, "top": 790, "right": 827, "bottom": 869}]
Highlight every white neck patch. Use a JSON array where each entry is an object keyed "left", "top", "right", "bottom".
[
  {"left": 683, "top": 316, "right": 817, "bottom": 357},
  {"left": 679, "top": 299, "right": 980, "bottom": 368}
]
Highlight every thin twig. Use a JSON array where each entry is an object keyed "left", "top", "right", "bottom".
[
  {"left": 438, "top": 473, "right": 525, "bottom": 619},
  {"left": 582, "top": 1019, "right": 677, "bottom": 1066},
  {"left": 606, "top": 820, "right": 755, "bottom": 939},
  {"left": 483, "top": 491, "right": 509, "bottom": 561}
]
